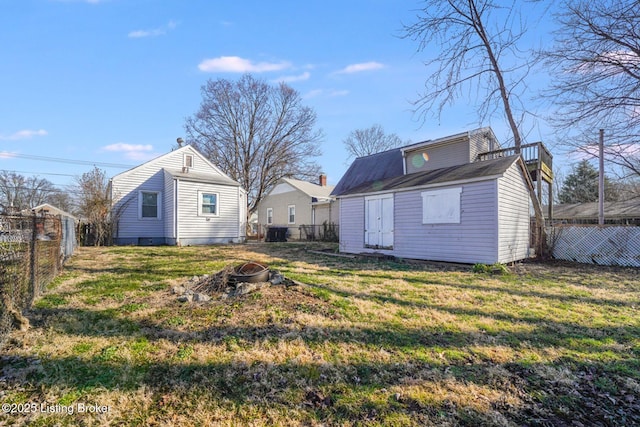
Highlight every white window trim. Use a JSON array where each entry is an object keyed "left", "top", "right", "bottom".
[
  {"left": 421, "top": 187, "right": 462, "bottom": 224},
  {"left": 138, "top": 190, "right": 162, "bottom": 220},
  {"left": 198, "top": 191, "right": 219, "bottom": 217},
  {"left": 288, "top": 205, "right": 296, "bottom": 224},
  {"left": 266, "top": 208, "right": 273, "bottom": 225}
]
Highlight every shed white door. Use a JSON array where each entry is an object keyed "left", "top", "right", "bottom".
[{"left": 365, "top": 194, "right": 394, "bottom": 249}]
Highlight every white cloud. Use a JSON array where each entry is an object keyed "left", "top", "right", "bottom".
[
  {"left": 0, "top": 151, "right": 17, "bottom": 159},
  {"left": 328, "top": 89, "right": 349, "bottom": 97},
  {"left": 198, "top": 56, "right": 291, "bottom": 73},
  {"left": 303, "top": 89, "right": 349, "bottom": 99},
  {"left": 102, "top": 143, "right": 156, "bottom": 160},
  {"left": 304, "top": 89, "right": 324, "bottom": 99},
  {"left": 0, "top": 129, "right": 48, "bottom": 141},
  {"left": 128, "top": 20, "right": 178, "bottom": 38},
  {"left": 274, "top": 71, "right": 311, "bottom": 83},
  {"left": 570, "top": 142, "right": 640, "bottom": 161},
  {"left": 335, "top": 61, "right": 385, "bottom": 74}
]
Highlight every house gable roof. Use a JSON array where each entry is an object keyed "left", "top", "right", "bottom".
[
  {"left": 281, "top": 178, "right": 335, "bottom": 200},
  {"left": 331, "top": 148, "right": 405, "bottom": 196},
  {"left": 26, "top": 203, "right": 78, "bottom": 220},
  {"left": 111, "top": 145, "right": 240, "bottom": 186},
  {"left": 336, "top": 155, "right": 520, "bottom": 197}
]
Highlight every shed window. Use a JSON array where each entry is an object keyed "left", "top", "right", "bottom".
[
  {"left": 139, "top": 191, "right": 161, "bottom": 219},
  {"left": 288, "top": 205, "right": 296, "bottom": 224},
  {"left": 266, "top": 208, "right": 273, "bottom": 225},
  {"left": 421, "top": 187, "right": 462, "bottom": 224},
  {"left": 199, "top": 192, "right": 218, "bottom": 216}
]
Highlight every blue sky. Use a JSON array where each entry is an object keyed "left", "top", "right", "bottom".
[{"left": 1, "top": 0, "right": 560, "bottom": 192}]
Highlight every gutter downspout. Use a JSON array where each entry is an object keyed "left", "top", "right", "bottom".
[{"left": 174, "top": 179, "right": 179, "bottom": 245}]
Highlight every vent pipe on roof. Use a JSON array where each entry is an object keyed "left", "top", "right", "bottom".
[{"left": 177, "top": 137, "right": 184, "bottom": 148}]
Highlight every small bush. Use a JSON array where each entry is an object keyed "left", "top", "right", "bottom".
[{"left": 472, "top": 263, "right": 510, "bottom": 275}]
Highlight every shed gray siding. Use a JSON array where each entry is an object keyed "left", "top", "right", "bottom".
[
  {"left": 340, "top": 181, "right": 499, "bottom": 264},
  {"left": 338, "top": 197, "right": 365, "bottom": 254},
  {"left": 394, "top": 181, "right": 498, "bottom": 264},
  {"left": 497, "top": 164, "right": 530, "bottom": 262}
]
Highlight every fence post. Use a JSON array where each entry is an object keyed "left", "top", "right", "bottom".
[{"left": 29, "top": 214, "right": 38, "bottom": 305}]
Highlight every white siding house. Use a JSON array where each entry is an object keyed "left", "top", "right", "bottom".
[
  {"left": 110, "top": 145, "right": 246, "bottom": 245},
  {"left": 332, "top": 128, "right": 534, "bottom": 264}
]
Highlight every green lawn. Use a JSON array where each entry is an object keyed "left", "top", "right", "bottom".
[{"left": 1, "top": 243, "right": 639, "bottom": 426}]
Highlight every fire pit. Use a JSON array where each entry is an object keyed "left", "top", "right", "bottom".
[{"left": 229, "top": 262, "right": 270, "bottom": 284}]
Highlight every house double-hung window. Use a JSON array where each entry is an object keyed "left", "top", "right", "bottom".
[
  {"left": 288, "top": 205, "right": 296, "bottom": 224},
  {"left": 198, "top": 191, "right": 218, "bottom": 216},
  {"left": 139, "top": 191, "right": 162, "bottom": 219}
]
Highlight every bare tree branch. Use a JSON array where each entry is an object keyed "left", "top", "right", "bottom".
[
  {"left": 544, "top": 0, "right": 640, "bottom": 178},
  {"left": 342, "top": 124, "right": 407, "bottom": 161},
  {"left": 403, "top": 0, "right": 542, "bottom": 152},
  {"left": 184, "top": 74, "right": 323, "bottom": 214}
]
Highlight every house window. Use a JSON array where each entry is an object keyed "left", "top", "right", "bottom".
[
  {"left": 139, "top": 191, "right": 161, "bottom": 219},
  {"left": 421, "top": 187, "right": 462, "bottom": 224},
  {"left": 199, "top": 192, "right": 218, "bottom": 216},
  {"left": 184, "top": 154, "right": 193, "bottom": 168},
  {"left": 288, "top": 205, "right": 296, "bottom": 224},
  {"left": 266, "top": 208, "right": 273, "bottom": 225}
]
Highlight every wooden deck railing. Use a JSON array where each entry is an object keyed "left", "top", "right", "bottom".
[{"left": 477, "top": 141, "right": 553, "bottom": 183}]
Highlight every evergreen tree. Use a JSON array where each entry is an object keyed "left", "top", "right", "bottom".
[{"left": 558, "top": 160, "right": 619, "bottom": 203}]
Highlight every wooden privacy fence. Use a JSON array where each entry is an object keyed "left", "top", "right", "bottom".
[
  {"left": 548, "top": 225, "right": 640, "bottom": 267},
  {"left": 0, "top": 213, "right": 76, "bottom": 347}
]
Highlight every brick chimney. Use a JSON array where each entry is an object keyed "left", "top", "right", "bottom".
[{"left": 319, "top": 174, "right": 327, "bottom": 187}]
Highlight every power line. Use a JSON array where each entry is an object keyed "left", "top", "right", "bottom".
[
  {"left": 2, "top": 153, "right": 134, "bottom": 169},
  {"left": 0, "top": 169, "right": 78, "bottom": 178}
]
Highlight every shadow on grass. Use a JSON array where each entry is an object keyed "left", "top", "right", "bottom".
[
  {"left": 5, "top": 245, "right": 640, "bottom": 425},
  {"left": 3, "top": 350, "right": 639, "bottom": 425}
]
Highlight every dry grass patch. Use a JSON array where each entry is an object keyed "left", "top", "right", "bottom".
[{"left": 1, "top": 243, "right": 639, "bottom": 426}]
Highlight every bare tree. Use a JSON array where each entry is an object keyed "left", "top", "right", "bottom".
[
  {"left": 0, "top": 171, "right": 58, "bottom": 213},
  {"left": 343, "top": 124, "right": 406, "bottom": 161},
  {"left": 544, "top": 0, "right": 640, "bottom": 178},
  {"left": 184, "top": 74, "right": 323, "bottom": 214},
  {"left": 74, "top": 167, "right": 111, "bottom": 245},
  {"left": 403, "top": 0, "right": 542, "bottom": 152}
]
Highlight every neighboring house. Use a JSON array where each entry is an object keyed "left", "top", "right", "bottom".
[
  {"left": 24, "top": 203, "right": 78, "bottom": 259},
  {"left": 551, "top": 200, "right": 640, "bottom": 225},
  {"left": 257, "top": 175, "right": 339, "bottom": 240},
  {"left": 110, "top": 145, "right": 247, "bottom": 246},
  {"left": 28, "top": 203, "right": 77, "bottom": 219},
  {"left": 332, "top": 127, "right": 536, "bottom": 264}
]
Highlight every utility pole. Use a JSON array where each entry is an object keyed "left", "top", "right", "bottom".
[{"left": 598, "top": 129, "right": 604, "bottom": 226}]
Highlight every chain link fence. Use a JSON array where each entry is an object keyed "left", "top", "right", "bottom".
[
  {"left": 548, "top": 225, "right": 640, "bottom": 267},
  {"left": 1, "top": 213, "right": 76, "bottom": 347}
]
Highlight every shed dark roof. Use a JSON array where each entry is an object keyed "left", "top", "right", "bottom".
[
  {"left": 335, "top": 155, "right": 520, "bottom": 197},
  {"left": 331, "top": 148, "right": 404, "bottom": 196}
]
